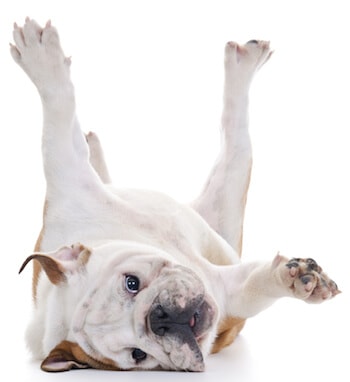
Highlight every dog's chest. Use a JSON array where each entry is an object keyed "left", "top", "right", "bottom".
[{"left": 40, "top": 188, "right": 207, "bottom": 257}]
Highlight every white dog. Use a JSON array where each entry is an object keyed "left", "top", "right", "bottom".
[{"left": 11, "top": 18, "right": 339, "bottom": 372}]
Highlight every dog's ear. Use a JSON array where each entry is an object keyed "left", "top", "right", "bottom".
[
  {"left": 41, "top": 341, "right": 90, "bottom": 372},
  {"left": 19, "top": 243, "right": 91, "bottom": 285},
  {"left": 41, "top": 341, "right": 120, "bottom": 372}
]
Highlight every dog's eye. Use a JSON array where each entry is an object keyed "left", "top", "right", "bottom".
[
  {"left": 132, "top": 348, "right": 147, "bottom": 363},
  {"left": 125, "top": 275, "right": 140, "bottom": 293}
]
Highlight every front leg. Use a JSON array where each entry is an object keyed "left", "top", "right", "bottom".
[{"left": 219, "top": 255, "right": 340, "bottom": 318}]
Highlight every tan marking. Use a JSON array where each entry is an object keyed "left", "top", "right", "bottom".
[
  {"left": 41, "top": 340, "right": 120, "bottom": 372},
  {"left": 237, "top": 162, "right": 252, "bottom": 257},
  {"left": 211, "top": 316, "right": 246, "bottom": 353},
  {"left": 19, "top": 254, "right": 67, "bottom": 284},
  {"left": 21, "top": 245, "right": 92, "bottom": 285}
]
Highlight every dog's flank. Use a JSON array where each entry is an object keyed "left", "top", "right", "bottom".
[{"left": 11, "top": 18, "right": 339, "bottom": 372}]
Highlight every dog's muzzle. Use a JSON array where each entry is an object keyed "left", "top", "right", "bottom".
[
  {"left": 149, "top": 298, "right": 211, "bottom": 369},
  {"left": 145, "top": 266, "right": 217, "bottom": 371},
  {"left": 134, "top": 264, "right": 218, "bottom": 371},
  {"left": 149, "top": 298, "right": 212, "bottom": 342}
]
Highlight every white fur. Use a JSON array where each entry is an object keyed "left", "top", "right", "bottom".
[{"left": 11, "top": 19, "right": 339, "bottom": 372}]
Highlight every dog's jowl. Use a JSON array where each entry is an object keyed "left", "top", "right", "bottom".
[{"left": 11, "top": 18, "right": 340, "bottom": 372}]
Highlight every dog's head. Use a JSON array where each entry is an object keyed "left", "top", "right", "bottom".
[{"left": 20, "top": 242, "right": 219, "bottom": 372}]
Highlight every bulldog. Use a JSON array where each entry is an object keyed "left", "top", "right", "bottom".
[{"left": 11, "top": 18, "right": 339, "bottom": 372}]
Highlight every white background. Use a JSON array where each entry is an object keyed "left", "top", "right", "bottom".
[{"left": 0, "top": 1, "right": 349, "bottom": 381}]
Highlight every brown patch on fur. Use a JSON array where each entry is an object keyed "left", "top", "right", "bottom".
[
  {"left": 19, "top": 254, "right": 67, "bottom": 284},
  {"left": 21, "top": 244, "right": 92, "bottom": 286},
  {"left": 41, "top": 340, "right": 120, "bottom": 372},
  {"left": 74, "top": 244, "right": 92, "bottom": 265},
  {"left": 32, "top": 259, "right": 42, "bottom": 303},
  {"left": 237, "top": 161, "right": 252, "bottom": 257},
  {"left": 211, "top": 316, "right": 246, "bottom": 353}
]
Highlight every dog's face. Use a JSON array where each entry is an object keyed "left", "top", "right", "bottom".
[{"left": 22, "top": 242, "right": 219, "bottom": 371}]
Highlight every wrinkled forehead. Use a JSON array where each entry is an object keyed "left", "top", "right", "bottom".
[{"left": 87, "top": 241, "right": 177, "bottom": 277}]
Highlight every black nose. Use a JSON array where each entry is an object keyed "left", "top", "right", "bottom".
[
  {"left": 149, "top": 304, "right": 195, "bottom": 337},
  {"left": 149, "top": 303, "right": 205, "bottom": 368}
]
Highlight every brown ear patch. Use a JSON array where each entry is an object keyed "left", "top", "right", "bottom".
[
  {"left": 41, "top": 341, "right": 121, "bottom": 372},
  {"left": 19, "top": 254, "right": 66, "bottom": 284},
  {"left": 19, "top": 243, "right": 92, "bottom": 286},
  {"left": 41, "top": 342, "right": 89, "bottom": 372}
]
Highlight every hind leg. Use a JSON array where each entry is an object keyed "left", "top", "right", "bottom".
[
  {"left": 86, "top": 132, "right": 112, "bottom": 184},
  {"left": 11, "top": 18, "right": 102, "bottom": 196},
  {"left": 192, "top": 41, "right": 272, "bottom": 255},
  {"left": 10, "top": 18, "right": 117, "bottom": 259}
]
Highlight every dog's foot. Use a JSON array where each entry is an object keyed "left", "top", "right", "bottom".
[
  {"left": 273, "top": 255, "right": 340, "bottom": 303},
  {"left": 224, "top": 40, "right": 272, "bottom": 88},
  {"left": 10, "top": 18, "right": 70, "bottom": 92}
]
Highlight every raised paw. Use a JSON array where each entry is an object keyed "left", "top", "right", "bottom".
[
  {"left": 274, "top": 255, "right": 340, "bottom": 303},
  {"left": 224, "top": 39, "right": 272, "bottom": 86},
  {"left": 10, "top": 18, "right": 70, "bottom": 92}
]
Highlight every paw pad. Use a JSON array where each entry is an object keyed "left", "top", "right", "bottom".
[{"left": 285, "top": 258, "right": 340, "bottom": 302}]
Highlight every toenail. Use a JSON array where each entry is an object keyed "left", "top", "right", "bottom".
[{"left": 247, "top": 40, "right": 259, "bottom": 44}]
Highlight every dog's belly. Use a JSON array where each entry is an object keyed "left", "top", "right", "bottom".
[{"left": 39, "top": 187, "right": 239, "bottom": 267}]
